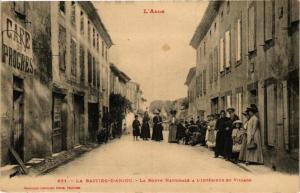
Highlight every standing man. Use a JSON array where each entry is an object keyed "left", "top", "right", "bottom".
[{"left": 214, "top": 110, "right": 230, "bottom": 158}]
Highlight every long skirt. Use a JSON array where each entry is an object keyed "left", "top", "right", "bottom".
[
  {"left": 215, "top": 131, "right": 226, "bottom": 156},
  {"left": 238, "top": 134, "right": 247, "bottom": 161},
  {"left": 168, "top": 124, "right": 177, "bottom": 143},
  {"left": 223, "top": 134, "right": 233, "bottom": 159},
  {"left": 152, "top": 124, "right": 163, "bottom": 141},
  {"left": 246, "top": 130, "right": 264, "bottom": 164},
  {"left": 206, "top": 129, "right": 216, "bottom": 148},
  {"left": 141, "top": 123, "right": 151, "bottom": 139},
  {"left": 133, "top": 128, "right": 140, "bottom": 137}
]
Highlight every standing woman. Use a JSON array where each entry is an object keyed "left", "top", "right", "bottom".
[
  {"left": 214, "top": 110, "right": 230, "bottom": 158},
  {"left": 206, "top": 114, "right": 217, "bottom": 149},
  {"left": 141, "top": 111, "right": 151, "bottom": 140},
  {"left": 239, "top": 111, "right": 249, "bottom": 162},
  {"left": 152, "top": 109, "right": 164, "bottom": 141},
  {"left": 132, "top": 115, "right": 141, "bottom": 141},
  {"left": 168, "top": 114, "right": 178, "bottom": 143},
  {"left": 245, "top": 104, "right": 264, "bottom": 165}
]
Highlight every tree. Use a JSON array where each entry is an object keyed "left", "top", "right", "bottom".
[{"left": 109, "top": 94, "right": 132, "bottom": 137}]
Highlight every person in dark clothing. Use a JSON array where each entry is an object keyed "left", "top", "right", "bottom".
[
  {"left": 176, "top": 119, "right": 186, "bottom": 143},
  {"left": 214, "top": 110, "right": 230, "bottom": 158},
  {"left": 132, "top": 115, "right": 141, "bottom": 141},
  {"left": 223, "top": 108, "right": 239, "bottom": 161},
  {"left": 151, "top": 109, "right": 164, "bottom": 141},
  {"left": 141, "top": 111, "right": 151, "bottom": 140}
]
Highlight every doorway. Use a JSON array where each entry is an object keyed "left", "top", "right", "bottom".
[
  {"left": 52, "top": 93, "right": 67, "bottom": 153},
  {"left": 73, "top": 95, "right": 84, "bottom": 146},
  {"left": 88, "top": 103, "right": 99, "bottom": 142}
]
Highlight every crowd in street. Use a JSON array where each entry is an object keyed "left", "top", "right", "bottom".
[{"left": 131, "top": 104, "right": 264, "bottom": 166}]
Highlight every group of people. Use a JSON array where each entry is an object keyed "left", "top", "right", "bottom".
[
  {"left": 131, "top": 104, "right": 263, "bottom": 166},
  {"left": 132, "top": 109, "right": 164, "bottom": 141},
  {"left": 168, "top": 104, "right": 264, "bottom": 165}
]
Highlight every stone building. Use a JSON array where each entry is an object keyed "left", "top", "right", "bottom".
[
  {"left": 109, "top": 63, "right": 131, "bottom": 97},
  {"left": 190, "top": 0, "right": 299, "bottom": 172},
  {"left": 184, "top": 67, "right": 198, "bottom": 119},
  {"left": 0, "top": 1, "right": 113, "bottom": 166}
]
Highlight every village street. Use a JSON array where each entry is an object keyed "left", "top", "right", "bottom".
[{"left": 39, "top": 131, "right": 297, "bottom": 193}]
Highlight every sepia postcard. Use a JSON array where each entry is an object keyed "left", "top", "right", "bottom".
[{"left": 0, "top": 0, "right": 299, "bottom": 192}]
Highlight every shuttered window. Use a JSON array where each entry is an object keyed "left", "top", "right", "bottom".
[
  {"left": 203, "top": 69, "right": 206, "bottom": 95},
  {"left": 225, "top": 30, "right": 231, "bottom": 68},
  {"left": 209, "top": 54, "right": 213, "bottom": 84},
  {"left": 71, "top": 1, "right": 76, "bottom": 26},
  {"left": 235, "top": 92, "right": 243, "bottom": 120},
  {"left": 88, "top": 52, "right": 92, "bottom": 85},
  {"left": 266, "top": 84, "right": 276, "bottom": 146},
  {"left": 219, "top": 38, "right": 224, "bottom": 72},
  {"left": 199, "top": 72, "right": 203, "bottom": 96},
  {"left": 290, "top": 0, "right": 300, "bottom": 23},
  {"left": 236, "top": 19, "right": 242, "bottom": 61},
  {"left": 92, "top": 57, "right": 96, "bottom": 87},
  {"left": 59, "top": 25, "right": 66, "bottom": 71},
  {"left": 248, "top": 5, "right": 256, "bottom": 52},
  {"left": 226, "top": 94, "right": 232, "bottom": 109},
  {"left": 80, "top": 45, "right": 85, "bottom": 82},
  {"left": 214, "top": 47, "right": 218, "bottom": 81},
  {"left": 264, "top": 1, "right": 274, "bottom": 41},
  {"left": 71, "top": 37, "right": 77, "bottom": 77}
]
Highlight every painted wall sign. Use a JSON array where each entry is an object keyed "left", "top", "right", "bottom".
[{"left": 1, "top": 16, "right": 34, "bottom": 74}]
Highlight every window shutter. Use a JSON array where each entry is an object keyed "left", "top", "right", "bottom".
[
  {"left": 214, "top": 47, "right": 218, "bottom": 81},
  {"left": 267, "top": 84, "right": 276, "bottom": 146},
  {"left": 236, "top": 92, "right": 243, "bottom": 119},
  {"left": 236, "top": 19, "right": 242, "bottom": 61},
  {"left": 59, "top": 25, "right": 66, "bottom": 71},
  {"left": 203, "top": 69, "right": 206, "bottom": 95},
  {"left": 225, "top": 30, "right": 231, "bottom": 67},
  {"left": 264, "top": 1, "right": 273, "bottom": 41},
  {"left": 291, "top": 0, "right": 300, "bottom": 23},
  {"left": 226, "top": 95, "right": 232, "bottom": 108},
  {"left": 219, "top": 38, "right": 224, "bottom": 72},
  {"left": 248, "top": 5, "right": 255, "bottom": 52}
]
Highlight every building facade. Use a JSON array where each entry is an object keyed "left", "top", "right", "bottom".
[
  {"left": 0, "top": 1, "right": 113, "bottom": 166},
  {"left": 185, "top": 67, "right": 198, "bottom": 119},
  {"left": 190, "top": 0, "right": 299, "bottom": 172}
]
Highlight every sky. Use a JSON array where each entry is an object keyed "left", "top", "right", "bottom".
[{"left": 95, "top": 1, "right": 208, "bottom": 103}]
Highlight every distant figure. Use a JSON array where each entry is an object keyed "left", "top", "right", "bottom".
[
  {"left": 168, "top": 116, "right": 178, "bottom": 143},
  {"left": 132, "top": 115, "right": 141, "bottom": 141},
  {"left": 151, "top": 109, "right": 164, "bottom": 141},
  {"left": 141, "top": 111, "right": 151, "bottom": 140},
  {"left": 176, "top": 119, "right": 186, "bottom": 143}
]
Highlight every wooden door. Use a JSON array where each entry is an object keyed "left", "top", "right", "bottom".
[
  {"left": 12, "top": 91, "right": 24, "bottom": 161},
  {"left": 52, "top": 95, "right": 64, "bottom": 153}
]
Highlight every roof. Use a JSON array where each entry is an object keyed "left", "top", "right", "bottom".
[
  {"left": 190, "top": 1, "right": 223, "bottom": 49},
  {"left": 79, "top": 2, "right": 113, "bottom": 48},
  {"left": 110, "top": 63, "right": 131, "bottom": 83},
  {"left": 184, "top": 67, "right": 196, "bottom": 86}
]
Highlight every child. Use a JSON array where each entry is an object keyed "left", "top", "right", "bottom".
[
  {"left": 132, "top": 115, "right": 141, "bottom": 141},
  {"left": 231, "top": 120, "right": 244, "bottom": 163}
]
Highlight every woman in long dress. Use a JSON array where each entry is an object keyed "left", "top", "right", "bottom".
[
  {"left": 168, "top": 116, "right": 178, "bottom": 143},
  {"left": 239, "top": 111, "right": 249, "bottom": 162},
  {"left": 205, "top": 115, "right": 216, "bottom": 149},
  {"left": 151, "top": 110, "right": 164, "bottom": 141},
  {"left": 141, "top": 111, "right": 151, "bottom": 140},
  {"left": 245, "top": 105, "right": 264, "bottom": 165}
]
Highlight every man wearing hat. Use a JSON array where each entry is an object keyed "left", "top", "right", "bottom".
[{"left": 223, "top": 107, "right": 239, "bottom": 161}]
